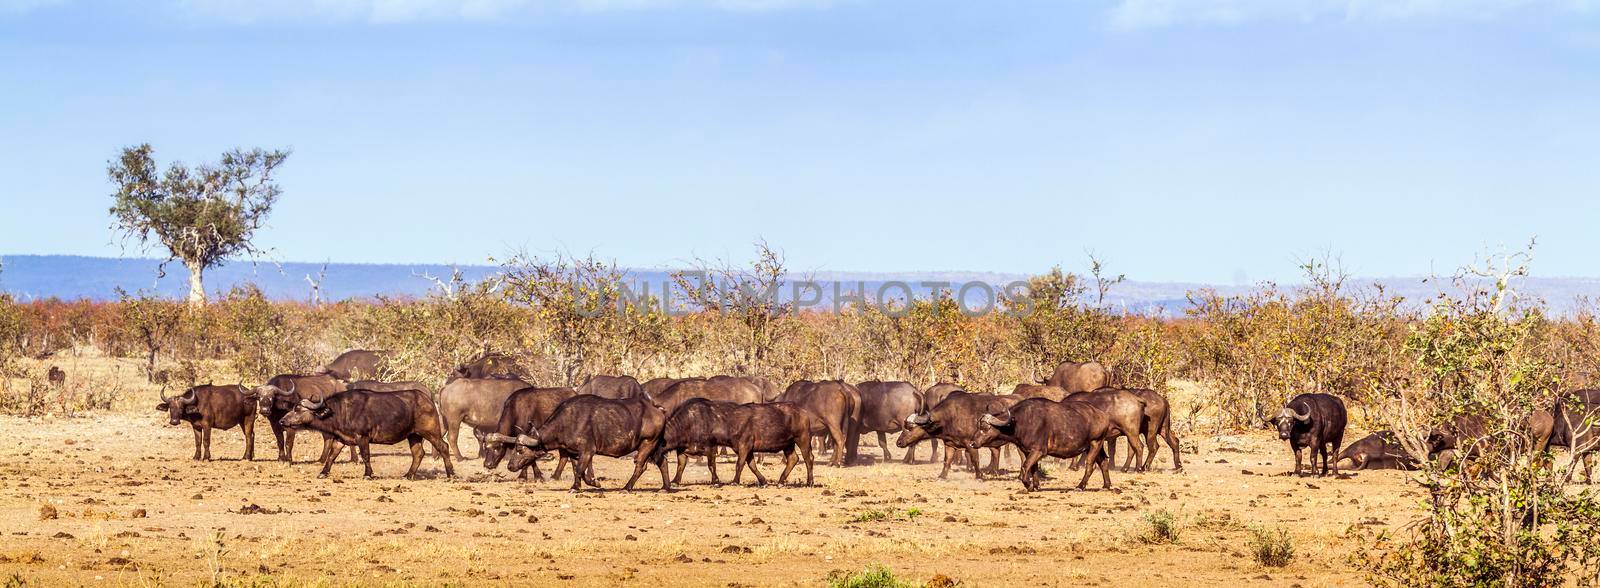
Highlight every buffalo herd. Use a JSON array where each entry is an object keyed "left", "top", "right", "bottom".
[{"left": 152, "top": 352, "right": 1600, "bottom": 491}]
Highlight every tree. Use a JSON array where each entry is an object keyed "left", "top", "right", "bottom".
[{"left": 108, "top": 144, "right": 290, "bottom": 306}]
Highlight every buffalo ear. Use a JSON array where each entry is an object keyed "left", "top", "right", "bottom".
[
  {"left": 314, "top": 407, "right": 334, "bottom": 419},
  {"left": 155, "top": 402, "right": 169, "bottom": 411}
]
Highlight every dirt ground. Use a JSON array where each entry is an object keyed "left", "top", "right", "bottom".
[{"left": 0, "top": 406, "right": 1420, "bottom": 587}]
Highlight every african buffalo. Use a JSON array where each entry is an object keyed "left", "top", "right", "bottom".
[
  {"left": 1107, "top": 387, "right": 1183, "bottom": 472},
  {"left": 317, "top": 349, "right": 387, "bottom": 381},
  {"left": 348, "top": 380, "right": 434, "bottom": 396},
  {"left": 895, "top": 391, "right": 1020, "bottom": 479},
  {"left": 450, "top": 352, "right": 527, "bottom": 381},
  {"left": 1045, "top": 361, "right": 1111, "bottom": 393},
  {"left": 1063, "top": 388, "right": 1148, "bottom": 472},
  {"left": 252, "top": 374, "right": 348, "bottom": 462},
  {"left": 1009, "top": 383, "right": 1068, "bottom": 401},
  {"left": 280, "top": 388, "right": 454, "bottom": 479},
  {"left": 577, "top": 374, "right": 644, "bottom": 399},
  {"left": 643, "top": 377, "right": 698, "bottom": 397},
  {"left": 500, "top": 394, "right": 669, "bottom": 492},
  {"left": 1336, "top": 430, "right": 1417, "bottom": 471},
  {"left": 156, "top": 385, "right": 257, "bottom": 461},
  {"left": 655, "top": 377, "right": 764, "bottom": 415},
  {"left": 481, "top": 386, "right": 580, "bottom": 482},
  {"left": 856, "top": 380, "right": 924, "bottom": 463},
  {"left": 723, "top": 401, "right": 819, "bottom": 486},
  {"left": 974, "top": 397, "right": 1115, "bottom": 491},
  {"left": 437, "top": 376, "right": 534, "bottom": 459},
  {"left": 657, "top": 398, "right": 738, "bottom": 486},
  {"left": 1426, "top": 413, "right": 1488, "bottom": 469},
  {"left": 913, "top": 383, "right": 963, "bottom": 461},
  {"left": 778, "top": 380, "right": 861, "bottom": 466},
  {"left": 1548, "top": 390, "right": 1600, "bottom": 481},
  {"left": 1271, "top": 393, "right": 1347, "bottom": 477}
]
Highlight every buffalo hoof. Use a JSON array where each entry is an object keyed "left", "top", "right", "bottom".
[{"left": 316, "top": 473, "right": 329, "bottom": 479}]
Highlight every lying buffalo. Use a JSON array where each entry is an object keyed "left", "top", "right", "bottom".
[
  {"left": 252, "top": 374, "right": 347, "bottom": 462},
  {"left": 157, "top": 385, "right": 257, "bottom": 461},
  {"left": 279, "top": 388, "right": 454, "bottom": 479},
  {"left": 500, "top": 394, "right": 669, "bottom": 492},
  {"left": 974, "top": 397, "right": 1115, "bottom": 491},
  {"left": 450, "top": 352, "right": 527, "bottom": 381},
  {"left": 778, "top": 380, "right": 861, "bottom": 466},
  {"left": 1045, "top": 361, "right": 1111, "bottom": 393},
  {"left": 1063, "top": 388, "right": 1147, "bottom": 472},
  {"left": 317, "top": 349, "right": 387, "bottom": 381},
  {"left": 1009, "top": 383, "right": 1069, "bottom": 401},
  {"left": 577, "top": 374, "right": 644, "bottom": 399},
  {"left": 855, "top": 380, "right": 924, "bottom": 463},
  {"left": 437, "top": 376, "right": 534, "bottom": 459},
  {"left": 896, "top": 391, "right": 1020, "bottom": 479},
  {"left": 481, "top": 386, "right": 580, "bottom": 482},
  {"left": 1336, "top": 430, "right": 1417, "bottom": 471},
  {"left": 1271, "top": 393, "right": 1347, "bottom": 476}
]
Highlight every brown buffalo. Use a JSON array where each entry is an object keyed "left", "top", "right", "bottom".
[
  {"left": 643, "top": 377, "right": 699, "bottom": 397},
  {"left": 500, "top": 394, "right": 669, "bottom": 492},
  {"left": 1106, "top": 387, "right": 1183, "bottom": 472},
  {"left": 450, "top": 352, "right": 527, "bottom": 381},
  {"left": 1271, "top": 393, "right": 1348, "bottom": 477},
  {"left": 1045, "top": 361, "right": 1111, "bottom": 393},
  {"left": 855, "top": 380, "right": 924, "bottom": 463},
  {"left": 1335, "top": 430, "right": 1417, "bottom": 471},
  {"left": 655, "top": 377, "right": 764, "bottom": 415},
  {"left": 778, "top": 380, "right": 861, "bottom": 466},
  {"left": 317, "top": 349, "right": 387, "bottom": 381},
  {"left": 280, "top": 388, "right": 454, "bottom": 479},
  {"left": 657, "top": 398, "right": 739, "bottom": 486},
  {"left": 438, "top": 376, "right": 534, "bottom": 459},
  {"left": 156, "top": 385, "right": 257, "bottom": 461},
  {"left": 895, "top": 391, "right": 1020, "bottom": 479},
  {"left": 723, "top": 401, "right": 820, "bottom": 486},
  {"left": 481, "top": 386, "right": 580, "bottom": 482},
  {"left": 577, "top": 374, "right": 644, "bottom": 399},
  {"left": 252, "top": 374, "right": 348, "bottom": 462},
  {"left": 1064, "top": 389, "right": 1148, "bottom": 471},
  {"left": 913, "top": 383, "right": 963, "bottom": 461},
  {"left": 1009, "top": 383, "right": 1068, "bottom": 401},
  {"left": 974, "top": 397, "right": 1115, "bottom": 491}
]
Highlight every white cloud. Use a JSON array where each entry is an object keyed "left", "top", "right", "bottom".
[{"left": 1108, "top": 0, "right": 1598, "bottom": 30}]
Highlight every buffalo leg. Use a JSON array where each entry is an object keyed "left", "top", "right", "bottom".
[
  {"left": 424, "top": 432, "right": 455, "bottom": 478},
  {"left": 285, "top": 428, "right": 297, "bottom": 463},
  {"left": 986, "top": 447, "right": 1002, "bottom": 475},
  {"left": 444, "top": 413, "right": 466, "bottom": 460},
  {"left": 732, "top": 446, "right": 749, "bottom": 485},
  {"left": 1121, "top": 431, "right": 1145, "bottom": 474},
  {"left": 348, "top": 443, "right": 360, "bottom": 463},
  {"left": 878, "top": 431, "right": 893, "bottom": 462},
  {"left": 1292, "top": 446, "right": 1304, "bottom": 476},
  {"left": 201, "top": 427, "right": 213, "bottom": 461},
  {"left": 1160, "top": 423, "right": 1182, "bottom": 472},
  {"left": 359, "top": 442, "right": 374, "bottom": 478},
  {"left": 938, "top": 444, "right": 958, "bottom": 479},
  {"left": 1021, "top": 450, "right": 1045, "bottom": 491},
  {"left": 966, "top": 447, "right": 983, "bottom": 480},
  {"left": 570, "top": 453, "right": 591, "bottom": 491},
  {"left": 405, "top": 435, "right": 424, "bottom": 479},
  {"left": 673, "top": 451, "right": 689, "bottom": 486},
  {"left": 190, "top": 427, "right": 203, "bottom": 460},
  {"left": 241, "top": 418, "right": 255, "bottom": 461},
  {"left": 707, "top": 451, "right": 722, "bottom": 485},
  {"left": 316, "top": 441, "right": 338, "bottom": 478},
  {"left": 747, "top": 452, "right": 769, "bottom": 486},
  {"left": 778, "top": 448, "right": 798, "bottom": 485},
  {"left": 824, "top": 420, "right": 847, "bottom": 467},
  {"left": 625, "top": 440, "right": 661, "bottom": 491},
  {"left": 800, "top": 436, "right": 816, "bottom": 486},
  {"left": 553, "top": 455, "right": 568, "bottom": 481},
  {"left": 1096, "top": 442, "right": 1113, "bottom": 489},
  {"left": 270, "top": 421, "right": 287, "bottom": 461}
]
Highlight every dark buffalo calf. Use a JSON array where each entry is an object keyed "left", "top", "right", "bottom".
[
  {"left": 1336, "top": 430, "right": 1417, "bottom": 471},
  {"left": 974, "top": 398, "right": 1114, "bottom": 491},
  {"left": 482, "top": 386, "right": 580, "bottom": 482},
  {"left": 504, "top": 394, "right": 668, "bottom": 492},
  {"left": 1272, "top": 393, "right": 1348, "bottom": 477},
  {"left": 157, "top": 385, "right": 257, "bottom": 461},
  {"left": 279, "top": 389, "right": 454, "bottom": 479}
]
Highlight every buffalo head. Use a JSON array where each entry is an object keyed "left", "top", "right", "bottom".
[
  {"left": 1275, "top": 404, "right": 1311, "bottom": 440},
  {"left": 280, "top": 397, "right": 329, "bottom": 428},
  {"left": 504, "top": 431, "right": 546, "bottom": 472},
  {"left": 481, "top": 432, "right": 523, "bottom": 470},
  {"left": 156, "top": 386, "right": 194, "bottom": 426},
  {"left": 895, "top": 412, "right": 935, "bottom": 448}
]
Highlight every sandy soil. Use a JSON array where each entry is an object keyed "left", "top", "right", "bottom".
[{"left": 0, "top": 405, "right": 1420, "bottom": 586}]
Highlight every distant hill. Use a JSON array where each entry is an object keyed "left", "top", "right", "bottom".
[{"left": 3, "top": 254, "right": 1599, "bottom": 316}]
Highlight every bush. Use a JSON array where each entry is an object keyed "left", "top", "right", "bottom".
[
  {"left": 826, "top": 565, "right": 919, "bottom": 588},
  {"left": 1249, "top": 526, "right": 1294, "bottom": 568},
  {"left": 1136, "top": 509, "right": 1181, "bottom": 544}
]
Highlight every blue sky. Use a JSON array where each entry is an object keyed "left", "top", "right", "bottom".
[{"left": 1, "top": 0, "right": 1597, "bottom": 284}]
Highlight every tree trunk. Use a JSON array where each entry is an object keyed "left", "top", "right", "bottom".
[{"left": 185, "top": 261, "right": 206, "bottom": 307}]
